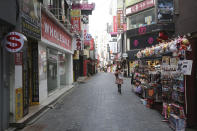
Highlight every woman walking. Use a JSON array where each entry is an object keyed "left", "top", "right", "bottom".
[{"left": 115, "top": 68, "right": 123, "bottom": 94}]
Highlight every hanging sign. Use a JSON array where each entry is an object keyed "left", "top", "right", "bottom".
[{"left": 4, "top": 32, "right": 27, "bottom": 53}]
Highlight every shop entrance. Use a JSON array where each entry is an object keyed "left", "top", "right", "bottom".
[{"left": 47, "top": 48, "right": 58, "bottom": 93}]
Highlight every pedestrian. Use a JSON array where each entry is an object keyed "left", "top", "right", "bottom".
[
  {"left": 115, "top": 68, "right": 123, "bottom": 94},
  {"left": 135, "top": 80, "right": 142, "bottom": 97}
]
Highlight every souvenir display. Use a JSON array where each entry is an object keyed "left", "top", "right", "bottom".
[{"left": 131, "top": 36, "right": 192, "bottom": 131}]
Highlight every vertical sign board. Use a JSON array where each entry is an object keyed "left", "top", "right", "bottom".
[
  {"left": 15, "top": 52, "right": 23, "bottom": 121},
  {"left": 117, "top": 10, "right": 124, "bottom": 32},
  {"left": 15, "top": 88, "right": 23, "bottom": 121},
  {"left": 71, "top": 17, "right": 81, "bottom": 33},
  {"left": 113, "top": 16, "right": 117, "bottom": 33},
  {"left": 20, "top": 0, "right": 41, "bottom": 40}
]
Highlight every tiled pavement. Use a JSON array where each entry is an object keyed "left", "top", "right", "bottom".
[{"left": 22, "top": 72, "right": 172, "bottom": 131}]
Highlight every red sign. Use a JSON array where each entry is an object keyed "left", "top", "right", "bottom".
[
  {"left": 71, "top": 17, "right": 81, "bottom": 33},
  {"left": 126, "top": 0, "right": 155, "bottom": 15},
  {"left": 15, "top": 52, "right": 23, "bottom": 65},
  {"left": 113, "top": 16, "right": 117, "bottom": 33},
  {"left": 42, "top": 12, "right": 72, "bottom": 51},
  {"left": 72, "top": 3, "right": 95, "bottom": 10},
  {"left": 123, "top": 23, "right": 127, "bottom": 31},
  {"left": 4, "top": 32, "right": 26, "bottom": 53},
  {"left": 90, "top": 38, "right": 94, "bottom": 50},
  {"left": 138, "top": 26, "right": 147, "bottom": 35},
  {"left": 81, "top": 3, "right": 95, "bottom": 10}
]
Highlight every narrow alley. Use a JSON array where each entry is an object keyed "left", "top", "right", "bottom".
[{"left": 22, "top": 73, "right": 171, "bottom": 131}]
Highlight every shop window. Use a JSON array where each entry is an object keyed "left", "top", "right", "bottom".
[{"left": 128, "top": 8, "right": 156, "bottom": 30}]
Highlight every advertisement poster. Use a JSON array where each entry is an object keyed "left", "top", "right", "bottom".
[
  {"left": 162, "top": 56, "right": 170, "bottom": 65},
  {"left": 21, "top": 0, "right": 41, "bottom": 39},
  {"left": 157, "top": 0, "right": 173, "bottom": 22},
  {"left": 177, "top": 60, "right": 193, "bottom": 75}
]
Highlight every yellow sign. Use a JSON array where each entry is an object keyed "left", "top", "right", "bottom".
[
  {"left": 15, "top": 88, "right": 23, "bottom": 121},
  {"left": 73, "top": 50, "right": 79, "bottom": 60},
  {"left": 71, "top": 10, "right": 81, "bottom": 17},
  {"left": 125, "top": 0, "right": 143, "bottom": 7}
]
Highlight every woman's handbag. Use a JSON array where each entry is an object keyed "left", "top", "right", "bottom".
[{"left": 115, "top": 78, "right": 123, "bottom": 84}]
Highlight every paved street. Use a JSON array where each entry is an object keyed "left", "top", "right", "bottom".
[{"left": 22, "top": 72, "right": 171, "bottom": 131}]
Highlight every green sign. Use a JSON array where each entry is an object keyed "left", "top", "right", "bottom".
[{"left": 125, "top": 0, "right": 144, "bottom": 7}]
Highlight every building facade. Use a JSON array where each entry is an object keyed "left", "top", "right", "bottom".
[
  {"left": 174, "top": 0, "right": 197, "bottom": 127},
  {"left": 0, "top": 0, "right": 17, "bottom": 130}
]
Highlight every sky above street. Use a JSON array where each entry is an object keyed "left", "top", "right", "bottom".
[{"left": 89, "top": 0, "right": 112, "bottom": 36}]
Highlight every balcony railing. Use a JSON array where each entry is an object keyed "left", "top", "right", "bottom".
[{"left": 48, "top": 6, "right": 72, "bottom": 31}]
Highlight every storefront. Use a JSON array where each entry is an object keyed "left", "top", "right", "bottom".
[
  {"left": 40, "top": 8, "right": 73, "bottom": 101},
  {"left": 131, "top": 36, "right": 192, "bottom": 130}
]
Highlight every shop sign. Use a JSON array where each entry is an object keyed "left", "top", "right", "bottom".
[
  {"left": 15, "top": 52, "right": 23, "bottom": 65},
  {"left": 81, "top": 3, "right": 95, "bottom": 10},
  {"left": 122, "top": 53, "right": 128, "bottom": 58},
  {"left": 117, "top": 10, "right": 124, "bottom": 32},
  {"left": 126, "top": 0, "right": 155, "bottom": 16},
  {"left": 157, "top": 0, "right": 173, "bottom": 22},
  {"left": 72, "top": 3, "right": 95, "bottom": 10},
  {"left": 21, "top": 0, "right": 41, "bottom": 40},
  {"left": 130, "top": 33, "right": 158, "bottom": 49},
  {"left": 4, "top": 32, "right": 26, "bottom": 53},
  {"left": 82, "top": 15, "right": 89, "bottom": 24},
  {"left": 42, "top": 13, "right": 72, "bottom": 51},
  {"left": 125, "top": 0, "right": 144, "bottom": 8},
  {"left": 71, "top": 9, "right": 81, "bottom": 17},
  {"left": 138, "top": 26, "right": 147, "bottom": 35},
  {"left": 71, "top": 17, "right": 81, "bottom": 33}
]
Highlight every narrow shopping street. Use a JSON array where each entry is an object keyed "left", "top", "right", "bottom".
[{"left": 22, "top": 73, "right": 171, "bottom": 131}]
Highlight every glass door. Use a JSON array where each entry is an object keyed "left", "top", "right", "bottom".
[{"left": 47, "top": 48, "right": 58, "bottom": 93}]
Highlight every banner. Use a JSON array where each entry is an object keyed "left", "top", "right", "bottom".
[
  {"left": 113, "top": 16, "right": 117, "bottom": 33},
  {"left": 71, "top": 17, "right": 81, "bottom": 33},
  {"left": 117, "top": 10, "right": 124, "bottom": 32}
]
